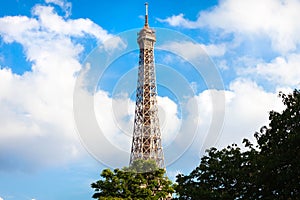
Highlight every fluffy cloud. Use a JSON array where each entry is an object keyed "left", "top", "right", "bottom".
[
  {"left": 0, "top": 4, "right": 112, "bottom": 171},
  {"left": 160, "top": 0, "right": 300, "bottom": 53},
  {"left": 32, "top": 5, "right": 111, "bottom": 43},
  {"left": 218, "top": 79, "right": 284, "bottom": 147},
  {"left": 45, "top": 0, "right": 72, "bottom": 17},
  {"left": 241, "top": 53, "right": 300, "bottom": 88},
  {"left": 94, "top": 90, "right": 134, "bottom": 153},
  {"left": 158, "top": 96, "right": 181, "bottom": 145},
  {"left": 0, "top": 5, "right": 111, "bottom": 49},
  {"left": 157, "top": 13, "right": 197, "bottom": 28},
  {"left": 159, "top": 41, "right": 226, "bottom": 59},
  {"left": 177, "top": 79, "right": 284, "bottom": 160}
]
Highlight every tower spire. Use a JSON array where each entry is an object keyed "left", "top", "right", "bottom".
[{"left": 144, "top": 2, "right": 149, "bottom": 28}]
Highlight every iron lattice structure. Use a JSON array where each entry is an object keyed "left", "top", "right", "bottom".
[{"left": 129, "top": 3, "right": 165, "bottom": 169}]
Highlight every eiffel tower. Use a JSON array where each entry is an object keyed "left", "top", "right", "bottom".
[{"left": 129, "top": 3, "right": 165, "bottom": 169}]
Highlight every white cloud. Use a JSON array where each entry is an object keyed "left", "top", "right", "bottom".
[
  {"left": 101, "top": 36, "right": 127, "bottom": 52},
  {"left": 32, "top": 5, "right": 111, "bottom": 43},
  {"left": 241, "top": 53, "right": 300, "bottom": 87},
  {"left": 0, "top": 5, "right": 111, "bottom": 49},
  {"left": 203, "top": 43, "right": 226, "bottom": 57},
  {"left": 159, "top": 41, "right": 226, "bottom": 60},
  {"left": 0, "top": 197, "right": 3, "bottom": 200},
  {"left": 157, "top": 14, "right": 197, "bottom": 28},
  {"left": 45, "top": 0, "right": 72, "bottom": 17},
  {"left": 166, "top": 79, "right": 285, "bottom": 167},
  {"left": 94, "top": 90, "right": 133, "bottom": 152},
  {"left": 157, "top": 96, "right": 181, "bottom": 146},
  {"left": 217, "top": 79, "right": 284, "bottom": 147},
  {"left": 160, "top": 0, "right": 300, "bottom": 53},
  {"left": 0, "top": 4, "right": 112, "bottom": 171},
  {"left": 0, "top": 16, "right": 38, "bottom": 43}
]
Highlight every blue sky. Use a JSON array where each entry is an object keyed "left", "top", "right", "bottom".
[{"left": 1, "top": 0, "right": 300, "bottom": 199}]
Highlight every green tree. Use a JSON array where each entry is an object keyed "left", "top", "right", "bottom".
[
  {"left": 254, "top": 90, "right": 300, "bottom": 199},
  {"left": 175, "top": 144, "right": 258, "bottom": 199},
  {"left": 91, "top": 159, "right": 174, "bottom": 200},
  {"left": 175, "top": 89, "right": 300, "bottom": 199}
]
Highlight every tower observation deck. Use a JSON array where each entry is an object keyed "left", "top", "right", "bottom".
[{"left": 129, "top": 3, "right": 165, "bottom": 168}]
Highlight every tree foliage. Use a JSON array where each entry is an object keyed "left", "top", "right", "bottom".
[
  {"left": 254, "top": 90, "right": 300, "bottom": 198},
  {"left": 91, "top": 159, "right": 174, "bottom": 200},
  {"left": 175, "top": 144, "right": 259, "bottom": 199},
  {"left": 175, "top": 90, "right": 300, "bottom": 199}
]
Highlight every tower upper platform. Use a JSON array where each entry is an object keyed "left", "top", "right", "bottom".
[{"left": 138, "top": 3, "right": 156, "bottom": 48}]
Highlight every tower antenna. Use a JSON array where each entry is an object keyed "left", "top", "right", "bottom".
[{"left": 145, "top": 2, "right": 149, "bottom": 28}]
